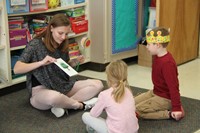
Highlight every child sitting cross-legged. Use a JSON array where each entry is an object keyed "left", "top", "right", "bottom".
[{"left": 82, "top": 60, "right": 139, "bottom": 133}]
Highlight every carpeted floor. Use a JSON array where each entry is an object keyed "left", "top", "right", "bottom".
[{"left": 0, "top": 75, "right": 200, "bottom": 133}]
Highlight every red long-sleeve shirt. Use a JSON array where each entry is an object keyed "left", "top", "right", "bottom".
[{"left": 152, "top": 52, "right": 181, "bottom": 111}]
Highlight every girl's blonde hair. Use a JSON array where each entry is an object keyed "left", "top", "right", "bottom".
[{"left": 106, "top": 60, "right": 131, "bottom": 103}]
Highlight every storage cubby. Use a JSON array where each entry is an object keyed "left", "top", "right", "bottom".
[
  {"left": 0, "top": 0, "right": 12, "bottom": 88},
  {"left": 0, "top": 1, "right": 90, "bottom": 89}
]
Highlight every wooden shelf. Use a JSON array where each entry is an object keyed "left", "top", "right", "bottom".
[
  {"left": 68, "top": 32, "right": 88, "bottom": 38},
  {"left": 0, "top": 75, "right": 8, "bottom": 89},
  {"left": 8, "top": 3, "right": 86, "bottom": 17},
  {"left": 12, "top": 76, "right": 26, "bottom": 85},
  {"left": 10, "top": 45, "right": 26, "bottom": 51},
  {"left": 9, "top": 32, "right": 88, "bottom": 51},
  {"left": 0, "top": 83, "right": 8, "bottom": 89},
  {"left": 0, "top": 45, "right": 5, "bottom": 50},
  {"left": 0, "top": 76, "right": 26, "bottom": 89}
]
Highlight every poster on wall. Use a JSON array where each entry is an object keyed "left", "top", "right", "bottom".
[{"left": 112, "top": 0, "right": 139, "bottom": 54}]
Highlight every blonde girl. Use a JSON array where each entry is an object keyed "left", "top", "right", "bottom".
[{"left": 82, "top": 60, "right": 139, "bottom": 133}]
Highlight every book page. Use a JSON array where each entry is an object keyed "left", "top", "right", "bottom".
[{"left": 54, "top": 58, "right": 78, "bottom": 77}]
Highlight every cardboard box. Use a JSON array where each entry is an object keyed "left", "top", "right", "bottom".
[
  {"left": 9, "top": 29, "right": 27, "bottom": 48},
  {"left": 66, "top": 7, "right": 85, "bottom": 17},
  {"left": 71, "top": 20, "right": 88, "bottom": 34},
  {"left": 74, "top": 0, "right": 85, "bottom": 4},
  {"left": 29, "top": 0, "right": 48, "bottom": 12},
  {"left": 60, "top": 0, "right": 74, "bottom": 7},
  {"left": 6, "top": 0, "right": 29, "bottom": 14},
  {"left": 138, "top": 44, "right": 152, "bottom": 67}
]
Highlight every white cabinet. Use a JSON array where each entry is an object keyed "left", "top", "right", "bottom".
[
  {"left": 0, "top": 1, "right": 90, "bottom": 89},
  {"left": 88, "top": 0, "right": 138, "bottom": 65},
  {"left": 0, "top": 0, "right": 12, "bottom": 89}
]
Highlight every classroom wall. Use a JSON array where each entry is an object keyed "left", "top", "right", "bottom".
[
  {"left": 199, "top": 31, "right": 200, "bottom": 57},
  {"left": 88, "top": 0, "right": 138, "bottom": 64}
]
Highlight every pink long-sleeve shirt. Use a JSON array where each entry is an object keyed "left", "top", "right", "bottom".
[{"left": 90, "top": 87, "right": 139, "bottom": 133}]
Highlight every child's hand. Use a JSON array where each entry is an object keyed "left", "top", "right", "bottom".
[{"left": 171, "top": 111, "right": 184, "bottom": 121}]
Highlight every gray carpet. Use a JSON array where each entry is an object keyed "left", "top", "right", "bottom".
[{"left": 0, "top": 75, "right": 200, "bottom": 133}]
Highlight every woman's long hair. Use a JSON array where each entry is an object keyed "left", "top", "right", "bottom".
[
  {"left": 35, "top": 14, "right": 70, "bottom": 53},
  {"left": 106, "top": 60, "right": 131, "bottom": 103}
]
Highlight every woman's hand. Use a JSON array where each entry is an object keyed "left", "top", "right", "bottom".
[
  {"left": 76, "top": 55, "right": 85, "bottom": 64},
  {"left": 68, "top": 55, "right": 85, "bottom": 67},
  {"left": 40, "top": 55, "right": 56, "bottom": 66}
]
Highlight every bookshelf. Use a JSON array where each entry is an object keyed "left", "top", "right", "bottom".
[{"left": 0, "top": 1, "right": 90, "bottom": 89}]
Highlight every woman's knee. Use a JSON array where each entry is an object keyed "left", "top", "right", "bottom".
[
  {"left": 30, "top": 97, "right": 51, "bottom": 110},
  {"left": 47, "top": 92, "right": 66, "bottom": 105},
  {"left": 93, "top": 80, "right": 104, "bottom": 91},
  {"left": 30, "top": 97, "right": 36, "bottom": 108}
]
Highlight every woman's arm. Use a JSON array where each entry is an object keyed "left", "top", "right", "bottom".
[
  {"left": 13, "top": 61, "right": 42, "bottom": 74},
  {"left": 13, "top": 55, "right": 56, "bottom": 74}
]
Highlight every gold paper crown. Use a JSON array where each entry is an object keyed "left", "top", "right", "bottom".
[{"left": 146, "top": 30, "right": 170, "bottom": 43}]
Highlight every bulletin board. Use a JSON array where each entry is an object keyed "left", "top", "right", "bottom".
[
  {"left": 112, "top": 0, "right": 139, "bottom": 54},
  {"left": 142, "top": 0, "right": 151, "bottom": 36}
]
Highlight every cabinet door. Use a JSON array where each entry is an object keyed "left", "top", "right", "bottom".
[{"left": 157, "top": 0, "right": 200, "bottom": 65}]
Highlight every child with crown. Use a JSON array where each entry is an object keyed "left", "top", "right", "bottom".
[{"left": 135, "top": 27, "right": 185, "bottom": 121}]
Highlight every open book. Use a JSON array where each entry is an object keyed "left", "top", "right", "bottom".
[{"left": 54, "top": 58, "right": 78, "bottom": 77}]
